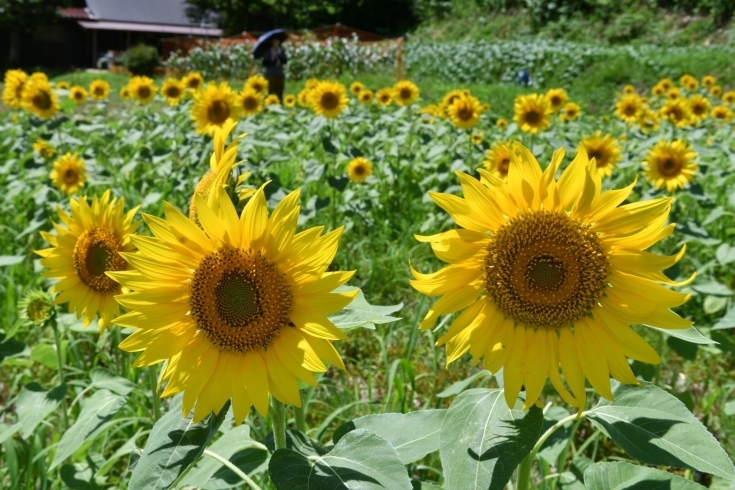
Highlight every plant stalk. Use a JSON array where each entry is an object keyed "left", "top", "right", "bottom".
[
  {"left": 50, "top": 315, "right": 70, "bottom": 430},
  {"left": 270, "top": 397, "right": 287, "bottom": 450},
  {"left": 148, "top": 365, "right": 161, "bottom": 420},
  {"left": 203, "top": 449, "right": 264, "bottom": 490},
  {"left": 294, "top": 394, "right": 307, "bottom": 433}
]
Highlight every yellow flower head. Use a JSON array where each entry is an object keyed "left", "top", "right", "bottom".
[
  {"left": 622, "top": 84, "right": 636, "bottom": 95},
  {"left": 393, "top": 80, "right": 420, "bottom": 106},
  {"left": 688, "top": 94, "right": 711, "bottom": 123},
  {"left": 658, "top": 78, "right": 673, "bottom": 91},
  {"left": 545, "top": 88, "right": 568, "bottom": 111},
  {"left": 30, "top": 72, "right": 48, "bottom": 83},
  {"left": 578, "top": 131, "right": 621, "bottom": 178},
  {"left": 350, "top": 81, "right": 365, "bottom": 96},
  {"left": 192, "top": 82, "right": 240, "bottom": 134},
  {"left": 264, "top": 94, "right": 280, "bottom": 106},
  {"left": 244, "top": 75, "right": 268, "bottom": 97},
  {"left": 659, "top": 99, "right": 692, "bottom": 128},
  {"left": 109, "top": 143, "right": 354, "bottom": 423},
  {"left": 359, "top": 89, "right": 374, "bottom": 104},
  {"left": 637, "top": 108, "right": 660, "bottom": 133},
  {"left": 513, "top": 94, "right": 552, "bottom": 134},
  {"left": 69, "top": 86, "right": 87, "bottom": 104},
  {"left": 471, "top": 130, "right": 484, "bottom": 145},
  {"left": 439, "top": 90, "right": 466, "bottom": 116},
  {"left": 309, "top": 81, "right": 348, "bottom": 118},
  {"left": 56, "top": 81, "right": 70, "bottom": 90},
  {"left": 18, "top": 290, "right": 54, "bottom": 326},
  {"left": 22, "top": 79, "right": 60, "bottom": 119},
  {"left": 161, "top": 78, "right": 186, "bottom": 106},
  {"left": 711, "top": 104, "right": 732, "bottom": 121},
  {"left": 710, "top": 85, "right": 723, "bottom": 97},
  {"left": 702, "top": 75, "right": 716, "bottom": 87},
  {"left": 643, "top": 140, "right": 698, "bottom": 192},
  {"left": 33, "top": 138, "right": 56, "bottom": 159},
  {"left": 2, "top": 69, "right": 28, "bottom": 108},
  {"left": 651, "top": 84, "right": 665, "bottom": 97},
  {"left": 412, "top": 142, "right": 692, "bottom": 410},
  {"left": 680, "top": 74, "right": 698, "bottom": 91},
  {"left": 375, "top": 88, "right": 393, "bottom": 106},
  {"left": 50, "top": 152, "right": 87, "bottom": 195},
  {"left": 667, "top": 87, "right": 681, "bottom": 100},
  {"left": 89, "top": 79, "right": 110, "bottom": 100},
  {"left": 284, "top": 94, "right": 296, "bottom": 107},
  {"left": 37, "top": 191, "right": 140, "bottom": 331},
  {"left": 447, "top": 94, "right": 482, "bottom": 129},
  {"left": 297, "top": 89, "right": 311, "bottom": 107},
  {"left": 614, "top": 94, "right": 644, "bottom": 122},
  {"left": 483, "top": 141, "right": 518, "bottom": 179},
  {"left": 722, "top": 90, "right": 735, "bottom": 104},
  {"left": 129, "top": 76, "right": 157, "bottom": 104},
  {"left": 496, "top": 118, "right": 508, "bottom": 129},
  {"left": 560, "top": 102, "right": 581, "bottom": 122},
  {"left": 347, "top": 156, "right": 373, "bottom": 183},
  {"left": 120, "top": 86, "right": 131, "bottom": 99},
  {"left": 305, "top": 78, "right": 320, "bottom": 91},
  {"left": 183, "top": 72, "right": 204, "bottom": 92}
]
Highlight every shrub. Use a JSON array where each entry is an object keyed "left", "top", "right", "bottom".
[{"left": 122, "top": 44, "right": 160, "bottom": 76}]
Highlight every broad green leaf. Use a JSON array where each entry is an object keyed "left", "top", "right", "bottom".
[
  {"left": 333, "top": 409, "right": 446, "bottom": 464},
  {"left": 89, "top": 367, "right": 136, "bottom": 396},
  {"left": 0, "top": 255, "right": 24, "bottom": 266},
  {"left": 16, "top": 382, "right": 67, "bottom": 437},
  {"left": 128, "top": 395, "right": 228, "bottom": 489},
  {"left": 52, "top": 389, "right": 126, "bottom": 469},
  {"left": 178, "top": 424, "right": 268, "bottom": 489},
  {"left": 436, "top": 370, "right": 491, "bottom": 398},
  {"left": 584, "top": 461, "right": 707, "bottom": 489},
  {"left": 60, "top": 454, "right": 107, "bottom": 490},
  {"left": 691, "top": 281, "right": 732, "bottom": 296},
  {"left": 586, "top": 381, "right": 735, "bottom": 479},
  {"left": 265, "top": 429, "right": 329, "bottom": 457},
  {"left": 716, "top": 243, "right": 735, "bottom": 265},
  {"left": 537, "top": 406, "right": 573, "bottom": 465},
  {"left": 0, "top": 333, "right": 25, "bottom": 362},
  {"left": 649, "top": 326, "right": 716, "bottom": 344},
  {"left": 439, "top": 389, "right": 543, "bottom": 490},
  {"left": 31, "top": 342, "right": 67, "bottom": 369},
  {"left": 329, "top": 287, "right": 402, "bottom": 331},
  {"left": 268, "top": 429, "right": 412, "bottom": 490},
  {"left": 713, "top": 308, "right": 735, "bottom": 330}
]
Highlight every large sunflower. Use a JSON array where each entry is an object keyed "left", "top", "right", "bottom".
[
  {"left": 129, "top": 76, "right": 157, "bottom": 104},
  {"left": 2, "top": 69, "right": 28, "bottom": 108},
  {"left": 347, "top": 157, "right": 373, "bottom": 183},
  {"left": 483, "top": 141, "right": 518, "bottom": 180},
  {"left": 89, "top": 79, "right": 110, "bottom": 101},
  {"left": 191, "top": 82, "right": 240, "bottom": 134},
  {"left": 513, "top": 94, "right": 552, "bottom": 134},
  {"left": 447, "top": 94, "right": 482, "bottom": 129},
  {"left": 37, "top": 191, "right": 140, "bottom": 331},
  {"left": 545, "top": 88, "right": 568, "bottom": 111},
  {"left": 21, "top": 79, "right": 60, "bottom": 119},
  {"left": 244, "top": 75, "right": 268, "bottom": 98},
  {"left": 236, "top": 89, "right": 263, "bottom": 117},
  {"left": 161, "top": 78, "right": 185, "bottom": 106},
  {"left": 69, "top": 86, "right": 87, "bottom": 104},
  {"left": 310, "top": 81, "right": 348, "bottom": 118},
  {"left": 687, "top": 95, "right": 710, "bottom": 124},
  {"left": 183, "top": 72, "right": 204, "bottom": 92},
  {"left": 110, "top": 176, "right": 355, "bottom": 422},
  {"left": 614, "top": 94, "right": 644, "bottom": 122},
  {"left": 50, "top": 152, "right": 87, "bottom": 195},
  {"left": 393, "top": 80, "right": 420, "bottom": 106},
  {"left": 578, "top": 131, "right": 621, "bottom": 178},
  {"left": 659, "top": 99, "right": 691, "bottom": 128},
  {"left": 643, "top": 140, "right": 698, "bottom": 192},
  {"left": 412, "top": 142, "right": 692, "bottom": 410}
]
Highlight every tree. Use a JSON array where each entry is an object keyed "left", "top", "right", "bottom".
[{"left": 0, "top": 0, "right": 69, "bottom": 65}]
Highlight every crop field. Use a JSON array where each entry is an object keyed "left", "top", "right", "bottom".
[{"left": 1, "top": 49, "right": 735, "bottom": 489}]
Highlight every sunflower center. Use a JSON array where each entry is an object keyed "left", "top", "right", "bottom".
[
  {"left": 252, "top": 83, "right": 263, "bottom": 93},
  {"left": 74, "top": 91, "right": 83, "bottom": 100},
  {"left": 550, "top": 96, "right": 561, "bottom": 106},
  {"left": 208, "top": 100, "right": 230, "bottom": 123},
  {"left": 73, "top": 229, "right": 126, "bottom": 293},
  {"left": 243, "top": 96, "right": 258, "bottom": 111},
  {"left": 498, "top": 157, "right": 510, "bottom": 174},
  {"left": 457, "top": 106, "right": 473, "bottom": 121},
  {"left": 658, "top": 156, "right": 681, "bottom": 177},
  {"left": 484, "top": 211, "right": 608, "bottom": 329},
  {"left": 166, "top": 87, "right": 181, "bottom": 98},
  {"left": 64, "top": 168, "right": 78, "bottom": 184},
  {"left": 400, "top": 88, "right": 412, "bottom": 100},
  {"left": 353, "top": 164, "right": 365, "bottom": 176},
  {"left": 587, "top": 150, "right": 607, "bottom": 167},
  {"left": 320, "top": 92, "right": 339, "bottom": 110},
  {"left": 94, "top": 87, "right": 104, "bottom": 96},
  {"left": 138, "top": 86, "right": 151, "bottom": 99},
  {"left": 623, "top": 105, "right": 636, "bottom": 116},
  {"left": 190, "top": 249, "right": 293, "bottom": 352},
  {"left": 524, "top": 109, "right": 540, "bottom": 124},
  {"left": 692, "top": 104, "right": 705, "bottom": 115},
  {"left": 33, "top": 90, "right": 52, "bottom": 110},
  {"left": 188, "top": 79, "right": 201, "bottom": 89}
]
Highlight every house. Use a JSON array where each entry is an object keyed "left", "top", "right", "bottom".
[{"left": 1, "top": 0, "right": 222, "bottom": 70}]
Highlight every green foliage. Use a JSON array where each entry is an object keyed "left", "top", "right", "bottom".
[{"left": 121, "top": 44, "right": 160, "bottom": 77}]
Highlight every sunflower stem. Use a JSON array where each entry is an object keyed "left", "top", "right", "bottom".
[
  {"left": 270, "top": 397, "right": 287, "bottom": 450},
  {"left": 203, "top": 448, "right": 264, "bottom": 490},
  {"left": 516, "top": 453, "right": 533, "bottom": 490},
  {"left": 50, "top": 314, "right": 70, "bottom": 431},
  {"left": 294, "top": 393, "right": 307, "bottom": 433},
  {"left": 148, "top": 365, "right": 161, "bottom": 421}
]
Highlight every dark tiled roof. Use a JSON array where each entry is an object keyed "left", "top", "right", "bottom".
[{"left": 85, "top": 0, "right": 197, "bottom": 27}]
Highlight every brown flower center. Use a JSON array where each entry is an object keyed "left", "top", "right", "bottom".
[
  {"left": 137, "top": 86, "right": 151, "bottom": 99},
  {"left": 320, "top": 92, "right": 339, "bottom": 110},
  {"left": 33, "top": 90, "right": 52, "bottom": 110},
  {"left": 73, "top": 229, "right": 127, "bottom": 293},
  {"left": 657, "top": 156, "right": 682, "bottom": 177},
  {"left": 208, "top": 100, "right": 230, "bottom": 123}
]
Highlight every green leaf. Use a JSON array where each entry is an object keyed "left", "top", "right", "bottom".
[
  {"left": 16, "top": 382, "right": 67, "bottom": 438},
  {"left": 716, "top": 243, "right": 735, "bottom": 265},
  {"left": 31, "top": 343, "right": 66, "bottom": 369},
  {"left": 333, "top": 409, "right": 446, "bottom": 464},
  {"left": 649, "top": 326, "right": 716, "bottom": 344},
  {"left": 89, "top": 367, "right": 136, "bottom": 396},
  {"left": 60, "top": 454, "right": 107, "bottom": 490},
  {"left": 327, "top": 175, "right": 349, "bottom": 192},
  {"left": 691, "top": 281, "right": 732, "bottom": 296},
  {"left": 439, "top": 389, "right": 543, "bottom": 490},
  {"left": 0, "top": 255, "right": 24, "bottom": 266},
  {"left": 268, "top": 429, "right": 412, "bottom": 490},
  {"left": 0, "top": 333, "right": 25, "bottom": 362},
  {"left": 265, "top": 429, "right": 328, "bottom": 457},
  {"left": 178, "top": 424, "right": 268, "bottom": 489},
  {"left": 713, "top": 308, "right": 735, "bottom": 330},
  {"left": 436, "top": 370, "right": 491, "bottom": 398},
  {"left": 329, "top": 287, "right": 402, "bottom": 331},
  {"left": 586, "top": 381, "right": 735, "bottom": 479},
  {"left": 584, "top": 461, "right": 707, "bottom": 489},
  {"left": 128, "top": 395, "right": 228, "bottom": 489},
  {"left": 666, "top": 336, "right": 699, "bottom": 360}
]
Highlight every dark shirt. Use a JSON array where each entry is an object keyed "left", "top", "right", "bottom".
[{"left": 263, "top": 47, "right": 287, "bottom": 76}]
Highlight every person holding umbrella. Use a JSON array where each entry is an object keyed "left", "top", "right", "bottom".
[{"left": 253, "top": 29, "right": 288, "bottom": 102}]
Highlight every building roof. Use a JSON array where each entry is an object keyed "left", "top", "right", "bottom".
[
  {"left": 58, "top": 7, "right": 90, "bottom": 19},
  {"left": 85, "top": 0, "right": 196, "bottom": 26},
  {"left": 78, "top": 20, "right": 221, "bottom": 36}
]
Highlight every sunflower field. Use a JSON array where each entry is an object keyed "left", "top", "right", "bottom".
[{"left": 1, "top": 64, "right": 735, "bottom": 490}]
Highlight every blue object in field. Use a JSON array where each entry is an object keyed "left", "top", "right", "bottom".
[
  {"left": 252, "top": 29, "right": 288, "bottom": 59},
  {"left": 517, "top": 69, "right": 532, "bottom": 86}
]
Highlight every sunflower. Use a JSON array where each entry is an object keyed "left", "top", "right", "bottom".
[
  {"left": 89, "top": 79, "right": 110, "bottom": 100},
  {"left": 69, "top": 86, "right": 87, "bottom": 104},
  {"left": 393, "top": 80, "right": 420, "bottom": 106},
  {"left": 659, "top": 99, "right": 691, "bottom": 128},
  {"left": 235, "top": 89, "right": 262, "bottom": 118},
  {"left": 33, "top": 138, "right": 56, "bottom": 159},
  {"left": 643, "top": 140, "right": 698, "bottom": 192},
  {"left": 483, "top": 141, "right": 517, "bottom": 179},
  {"left": 560, "top": 102, "right": 581, "bottom": 122},
  {"left": 120, "top": 86, "right": 131, "bottom": 99},
  {"left": 439, "top": 89, "right": 466, "bottom": 116},
  {"left": 651, "top": 84, "right": 665, "bottom": 97},
  {"left": 447, "top": 94, "right": 482, "bottom": 129},
  {"left": 310, "top": 81, "right": 348, "bottom": 118},
  {"left": 622, "top": 84, "right": 636, "bottom": 95},
  {"left": 710, "top": 85, "right": 723, "bottom": 97},
  {"left": 702, "top": 75, "right": 715, "bottom": 87},
  {"left": 297, "top": 89, "right": 311, "bottom": 108},
  {"left": 50, "top": 153, "right": 87, "bottom": 195},
  {"left": 545, "top": 88, "right": 568, "bottom": 111},
  {"left": 496, "top": 118, "right": 508, "bottom": 129},
  {"left": 183, "top": 72, "right": 204, "bottom": 92},
  {"left": 245, "top": 75, "right": 268, "bottom": 97},
  {"left": 513, "top": 94, "right": 552, "bottom": 134},
  {"left": 21, "top": 79, "right": 60, "bottom": 119},
  {"left": 305, "top": 78, "right": 320, "bottom": 91},
  {"left": 667, "top": 87, "right": 681, "bottom": 100},
  {"left": 109, "top": 182, "right": 355, "bottom": 423},
  {"left": 284, "top": 94, "right": 296, "bottom": 107},
  {"left": 37, "top": 191, "right": 139, "bottom": 331},
  {"left": 637, "top": 108, "right": 660, "bottom": 133},
  {"left": 688, "top": 95, "right": 710, "bottom": 123},
  {"left": 412, "top": 142, "right": 692, "bottom": 411},
  {"left": 658, "top": 78, "right": 673, "bottom": 90},
  {"left": 578, "top": 131, "right": 621, "bottom": 178},
  {"left": 680, "top": 74, "right": 698, "bottom": 91},
  {"left": 614, "top": 94, "right": 644, "bottom": 122},
  {"left": 350, "top": 81, "right": 365, "bottom": 96},
  {"left": 30, "top": 72, "right": 48, "bottom": 83},
  {"left": 129, "top": 76, "right": 157, "bottom": 104},
  {"left": 192, "top": 82, "right": 240, "bottom": 134},
  {"left": 722, "top": 91, "right": 735, "bottom": 104},
  {"left": 347, "top": 157, "right": 373, "bottom": 183},
  {"left": 359, "top": 89, "right": 374, "bottom": 104},
  {"left": 376, "top": 88, "right": 393, "bottom": 106},
  {"left": 161, "top": 78, "right": 185, "bottom": 106},
  {"left": 264, "top": 94, "right": 280, "bottom": 106},
  {"left": 711, "top": 105, "right": 732, "bottom": 121},
  {"left": 471, "top": 130, "right": 484, "bottom": 145},
  {"left": 17, "top": 290, "right": 54, "bottom": 326},
  {"left": 56, "top": 81, "right": 70, "bottom": 90}
]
